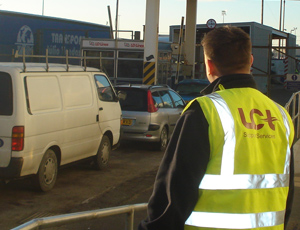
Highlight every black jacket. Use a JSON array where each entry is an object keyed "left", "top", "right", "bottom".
[{"left": 138, "top": 74, "right": 294, "bottom": 230}]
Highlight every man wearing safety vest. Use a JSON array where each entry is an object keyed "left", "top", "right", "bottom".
[{"left": 138, "top": 26, "right": 295, "bottom": 230}]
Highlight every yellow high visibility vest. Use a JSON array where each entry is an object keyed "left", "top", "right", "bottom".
[{"left": 184, "top": 87, "right": 294, "bottom": 230}]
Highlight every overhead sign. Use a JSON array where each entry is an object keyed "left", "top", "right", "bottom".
[
  {"left": 206, "top": 19, "right": 217, "bottom": 29},
  {"left": 82, "top": 39, "right": 144, "bottom": 50}
]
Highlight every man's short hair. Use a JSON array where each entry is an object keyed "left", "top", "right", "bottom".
[{"left": 201, "top": 26, "right": 252, "bottom": 75}]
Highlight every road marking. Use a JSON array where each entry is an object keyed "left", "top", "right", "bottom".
[{"left": 295, "top": 176, "right": 300, "bottom": 187}]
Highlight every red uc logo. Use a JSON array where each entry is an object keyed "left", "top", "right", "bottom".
[{"left": 238, "top": 108, "right": 278, "bottom": 131}]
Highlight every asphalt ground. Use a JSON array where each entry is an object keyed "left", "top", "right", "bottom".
[
  {"left": 13, "top": 84, "right": 300, "bottom": 230},
  {"left": 65, "top": 85, "right": 300, "bottom": 229}
]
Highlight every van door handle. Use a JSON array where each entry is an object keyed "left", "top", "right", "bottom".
[{"left": 99, "top": 107, "right": 103, "bottom": 111}]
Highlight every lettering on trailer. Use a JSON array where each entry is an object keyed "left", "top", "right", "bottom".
[
  {"left": 143, "top": 61, "right": 155, "bottom": 85},
  {"left": 51, "top": 33, "right": 86, "bottom": 45},
  {"left": 48, "top": 33, "right": 86, "bottom": 56},
  {"left": 14, "top": 25, "right": 88, "bottom": 57},
  {"left": 46, "top": 45, "right": 81, "bottom": 56},
  {"left": 15, "top": 25, "right": 34, "bottom": 55}
]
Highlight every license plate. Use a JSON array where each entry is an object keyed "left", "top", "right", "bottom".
[{"left": 121, "top": 119, "right": 133, "bottom": 126}]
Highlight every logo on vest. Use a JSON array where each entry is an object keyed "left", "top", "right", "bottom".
[{"left": 238, "top": 108, "right": 278, "bottom": 131}]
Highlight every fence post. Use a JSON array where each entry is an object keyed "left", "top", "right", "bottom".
[
  {"left": 126, "top": 209, "right": 134, "bottom": 230},
  {"left": 267, "top": 35, "right": 272, "bottom": 97}
]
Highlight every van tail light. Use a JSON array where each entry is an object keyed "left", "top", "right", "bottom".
[
  {"left": 147, "top": 91, "right": 158, "bottom": 113},
  {"left": 12, "top": 126, "right": 24, "bottom": 151}
]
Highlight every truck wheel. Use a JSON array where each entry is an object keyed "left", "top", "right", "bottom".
[
  {"left": 34, "top": 149, "right": 58, "bottom": 192},
  {"left": 156, "top": 126, "right": 168, "bottom": 151},
  {"left": 94, "top": 135, "right": 111, "bottom": 170}
]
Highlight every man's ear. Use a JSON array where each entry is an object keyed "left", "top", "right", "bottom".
[
  {"left": 206, "top": 59, "right": 214, "bottom": 76},
  {"left": 206, "top": 59, "right": 220, "bottom": 82},
  {"left": 251, "top": 54, "right": 254, "bottom": 65}
]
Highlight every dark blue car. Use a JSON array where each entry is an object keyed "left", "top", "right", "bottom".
[{"left": 175, "top": 79, "right": 210, "bottom": 103}]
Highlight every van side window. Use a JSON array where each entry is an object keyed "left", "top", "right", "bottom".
[
  {"left": 94, "top": 75, "right": 115, "bottom": 102},
  {"left": 0, "top": 72, "right": 13, "bottom": 115}
]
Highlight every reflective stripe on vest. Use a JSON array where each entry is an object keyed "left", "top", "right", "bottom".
[
  {"left": 275, "top": 103, "right": 292, "bottom": 174},
  {"left": 185, "top": 92, "right": 292, "bottom": 229},
  {"left": 185, "top": 210, "right": 285, "bottom": 229}
]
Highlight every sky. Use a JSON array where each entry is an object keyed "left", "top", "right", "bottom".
[{"left": 0, "top": 0, "right": 299, "bottom": 44}]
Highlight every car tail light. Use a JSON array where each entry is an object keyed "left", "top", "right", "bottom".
[
  {"left": 12, "top": 126, "right": 24, "bottom": 151},
  {"left": 147, "top": 91, "right": 158, "bottom": 113}
]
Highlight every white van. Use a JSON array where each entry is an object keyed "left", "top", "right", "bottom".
[{"left": 0, "top": 62, "right": 122, "bottom": 191}]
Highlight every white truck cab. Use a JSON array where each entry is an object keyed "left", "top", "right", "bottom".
[{"left": 0, "top": 62, "right": 122, "bottom": 191}]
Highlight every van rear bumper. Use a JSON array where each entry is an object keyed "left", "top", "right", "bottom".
[{"left": 0, "top": 157, "right": 23, "bottom": 178}]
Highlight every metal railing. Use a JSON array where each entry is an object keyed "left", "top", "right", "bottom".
[
  {"left": 12, "top": 203, "right": 147, "bottom": 230},
  {"left": 285, "top": 91, "right": 300, "bottom": 142},
  {"left": 14, "top": 48, "right": 103, "bottom": 73}
]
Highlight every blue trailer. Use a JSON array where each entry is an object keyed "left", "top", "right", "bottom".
[{"left": 0, "top": 10, "right": 111, "bottom": 63}]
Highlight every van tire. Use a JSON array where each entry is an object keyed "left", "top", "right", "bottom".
[
  {"left": 156, "top": 126, "right": 168, "bottom": 151},
  {"left": 34, "top": 149, "right": 58, "bottom": 192},
  {"left": 94, "top": 135, "right": 111, "bottom": 170}
]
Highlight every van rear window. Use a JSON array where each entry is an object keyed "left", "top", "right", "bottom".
[
  {"left": 0, "top": 72, "right": 13, "bottom": 115},
  {"left": 116, "top": 88, "right": 147, "bottom": 111}
]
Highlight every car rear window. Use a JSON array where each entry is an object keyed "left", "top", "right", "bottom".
[
  {"left": 0, "top": 72, "right": 13, "bottom": 115},
  {"left": 117, "top": 88, "right": 147, "bottom": 111}
]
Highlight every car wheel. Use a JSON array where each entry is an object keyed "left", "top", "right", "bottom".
[
  {"left": 157, "top": 126, "right": 168, "bottom": 151},
  {"left": 94, "top": 135, "right": 111, "bottom": 170},
  {"left": 34, "top": 149, "right": 58, "bottom": 192}
]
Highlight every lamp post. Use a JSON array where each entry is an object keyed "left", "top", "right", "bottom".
[
  {"left": 279, "top": 0, "right": 283, "bottom": 30},
  {"left": 282, "top": 0, "right": 286, "bottom": 31},
  {"left": 42, "top": 0, "right": 45, "bottom": 15},
  {"left": 261, "top": 0, "right": 264, "bottom": 24},
  {"left": 114, "top": 0, "right": 119, "bottom": 84},
  {"left": 283, "top": 0, "right": 300, "bottom": 32},
  {"left": 222, "top": 10, "right": 226, "bottom": 23},
  {"left": 291, "top": 27, "right": 297, "bottom": 34},
  {"left": 115, "top": 0, "right": 119, "bottom": 39}
]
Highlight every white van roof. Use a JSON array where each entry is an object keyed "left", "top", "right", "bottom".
[{"left": 0, "top": 62, "right": 101, "bottom": 73}]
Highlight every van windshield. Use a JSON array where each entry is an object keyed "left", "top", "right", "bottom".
[{"left": 0, "top": 72, "right": 13, "bottom": 115}]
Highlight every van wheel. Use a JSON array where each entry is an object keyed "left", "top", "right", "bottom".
[
  {"left": 156, "top": 126, "right": 168, "bottom": 151},
  {"left": 94, "top": 135, "right": 111, "bottom": 170},
  {"left": 34, "top": 149, "right": 58, "bottom": 192}
]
